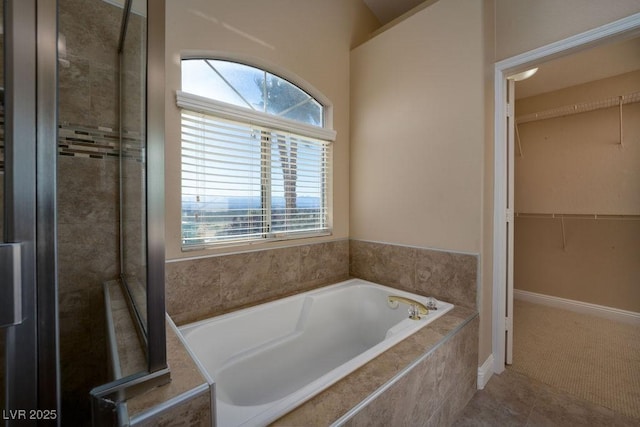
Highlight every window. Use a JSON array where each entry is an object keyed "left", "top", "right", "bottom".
[{"left": 179, "top": 59, "right": 335, "bottom": 249}]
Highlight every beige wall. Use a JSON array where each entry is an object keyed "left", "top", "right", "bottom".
[
  {"left": 162, "top": 0, "right": 640, "bottom": 371},
  {"left": 350, "top": 0, "right": 495, "bottom": 367},
  {"left": 515, "top": 71, "right": 640, "bottom": 214},
  {"left": 513, "top": 71, "right": 640, "bottom": 311},
  {"left": 164, "top": 0, "right": 379, "bottom": 260},
  {"left": 515, "top": 218, "right": 640, "bottom": 312},
  {"left": 350, "top": 0, "right": 486, "bottom": 254},
  {"left": 495, "top": 0, "right": 640, "bottom": 60}
]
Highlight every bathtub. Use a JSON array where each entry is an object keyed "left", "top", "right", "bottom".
[{"left": 179, "top": 278, "right": 454, "bottom": 427}]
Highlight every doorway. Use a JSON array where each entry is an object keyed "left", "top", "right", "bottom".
[{"left": 492, "top": 12, "right": 640, "bottom": 373}]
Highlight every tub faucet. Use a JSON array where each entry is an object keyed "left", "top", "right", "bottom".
[{"left": 388, "top": 296, "right": 428, "bottom": 320}]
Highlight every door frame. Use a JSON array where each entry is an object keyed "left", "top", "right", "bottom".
[
  {"left": 3, "top": 0, "right": 59, "bottom": 419},
  {"left": 491, "top": 12, "right": 640, "bottom": 374}
]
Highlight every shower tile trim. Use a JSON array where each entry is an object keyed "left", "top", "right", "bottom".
[
  {"left": 58, "top": 122, "right": 143, "bottom": 161},
  {"left": 0, "top": 108, "right": 141, "bottom": 170}
]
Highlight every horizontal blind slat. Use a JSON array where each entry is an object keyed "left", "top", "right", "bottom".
[{"left": 181, "top": 109, "right": 331, "bottom": 248}]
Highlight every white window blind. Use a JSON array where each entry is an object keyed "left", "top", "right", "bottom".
[{"left": 181, "top": 110, "right": 332, "bottom": 248}]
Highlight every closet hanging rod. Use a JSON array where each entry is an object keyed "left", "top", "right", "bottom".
[
  {"left": 516, "top": 91, "right": 640, "bottom": 124},
  {"left": 515, "top": 212, "right": 640, "bottom": 221}
]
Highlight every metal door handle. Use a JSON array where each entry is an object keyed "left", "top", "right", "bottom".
[{"left": 0, "top": 242, "right": 22, "bottom": 327}]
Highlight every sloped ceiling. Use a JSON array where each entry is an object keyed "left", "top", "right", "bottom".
[
  {"left": 364, "top": 1, "right": 640, "bottom": 100},
  {"left": 362, "top": 0, "right": 425, "bottom": 25},
  {"left": 515, "top": 36, "right": 640, "bottom": 99}
]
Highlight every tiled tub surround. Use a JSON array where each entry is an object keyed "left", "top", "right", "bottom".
[
  {"left": 274, "top": 308, "right": 478, "bottom": 425},
  {"left": 166, "top": 239, "right": 350, "bottom": 325},
  {"left": 167, "top": 238, "right": 478, "bottom": 425},
  {"left": 166, "top": 240, "right": 478, "bottom": 325},
  {"left": 180, "top": 279, "right": 455, "bottom": 426},
  {"left": 350, "top": 239, "right": 479, "bottom": 310}
]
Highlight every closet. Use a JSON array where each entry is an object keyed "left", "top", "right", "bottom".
[{"left": 513, "top": 68, "right": 640, "bottom": 313}]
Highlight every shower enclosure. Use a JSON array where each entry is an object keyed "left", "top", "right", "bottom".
[
  {"left": 118, "top": 0, "right": 167, "bottom": 374},
  {"left": 2, "top": 0, "right": 166, "bottom": 424},
  {"left": 0, "top": 0, "right": 60, "bottom": 424}
]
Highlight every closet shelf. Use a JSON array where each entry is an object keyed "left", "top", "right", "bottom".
[
  {"left": 516, "top": 212, "right": 640, "bottom": 251},
  {"left": 516, "top": 91, "right": 640, "bottom": 124},
  {"left": 515, "top": 212, "right": 640, "bottom": 221}
]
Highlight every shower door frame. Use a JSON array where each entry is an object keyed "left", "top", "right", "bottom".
[{"left": 2, "top": 0, "right": 59, "bottom": 422}]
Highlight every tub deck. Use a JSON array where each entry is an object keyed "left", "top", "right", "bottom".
[
  {"left": 273, "top": 304, "right": 478, "bottom": 426},
  {"left": 179, "top": 279, "right": 460, "bottom": 426}
]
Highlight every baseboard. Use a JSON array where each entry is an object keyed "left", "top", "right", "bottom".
[
  {"left": 477, "top": 354, "right": 494, "bottom": 390},
  {"left": 514, "top": 289, "right": 640, "bottom": 325}
]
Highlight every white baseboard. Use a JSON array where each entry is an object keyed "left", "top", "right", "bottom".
[
  {"left": 477, "top": 354, "right": 494, "bottom": 390},
  {"left": 514, "top": 289, "right": 640, "bottom": 325}
]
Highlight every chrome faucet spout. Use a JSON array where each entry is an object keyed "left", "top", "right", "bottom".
[{"left": 388, "top": 295, "right": 429, "bottom": 320}]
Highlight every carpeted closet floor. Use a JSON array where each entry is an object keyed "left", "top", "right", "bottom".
[
  {"left": 511, "top": 299, "right": 640, "bottom": 420},
  {"left": 454, "top": 300, "right": 640, "bottom": 426}
]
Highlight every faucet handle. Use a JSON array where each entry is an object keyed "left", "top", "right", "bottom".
[
  {"left": 388, "top": 295, "right": 428, "bottom": 320},
  {"left": 408, "top": 304, "right": 421, "bottom": 320},
  {"left": 426, "top": 297, "right": 438, "bottom": 311}
]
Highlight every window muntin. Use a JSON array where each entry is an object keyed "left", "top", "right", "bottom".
[
  {"left": 182, "top": 59, "right": 323, "bottom": 126},
  {"left": 179, "top": 59, "right": 332, "bottom": 249}
]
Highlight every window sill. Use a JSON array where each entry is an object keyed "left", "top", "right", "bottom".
[{"left": 180, "top": 230, "right": 333, "bottom": 254}]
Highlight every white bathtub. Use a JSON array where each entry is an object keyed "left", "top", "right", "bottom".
[{"left": 179, "top": 278, "right": 454, "bottom": 427}]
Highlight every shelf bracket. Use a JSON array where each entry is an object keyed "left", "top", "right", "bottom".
[
  {"left": 619, "top": 95, "right": 624, "bottom": 147},
  {"left": 515, "top": 123, "right": 524, "bottom": 158},
  {"left": 560, "top": 216, "right": 566, "bottom": 251}
]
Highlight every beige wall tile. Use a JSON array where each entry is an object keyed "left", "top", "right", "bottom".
[{"left": 350, "top": 239, "right": 478, "bottom": 309}]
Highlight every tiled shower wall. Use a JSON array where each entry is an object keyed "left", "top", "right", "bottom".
[{"left": 58, "top": 0, "right": 122, "bottom": 421}]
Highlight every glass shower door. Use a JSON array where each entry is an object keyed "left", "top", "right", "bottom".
[{"left": 1, "top": 1, "right": 59, "bottom": 424}]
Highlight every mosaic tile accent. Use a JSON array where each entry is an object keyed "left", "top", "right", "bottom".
[
  {"left": 58, "top": 123, "right": 143, "bottom": 161},
  {"left": 0, "top": 110, "right": 140, "bottom": 171}
]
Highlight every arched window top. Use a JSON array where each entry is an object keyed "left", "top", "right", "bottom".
[{"left": 182, "top": 59, "right": 324, "bottom": 127}]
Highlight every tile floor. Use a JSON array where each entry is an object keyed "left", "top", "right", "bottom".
[{"left": 453, "top": 367, "right": 639, "bottom": 426}]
